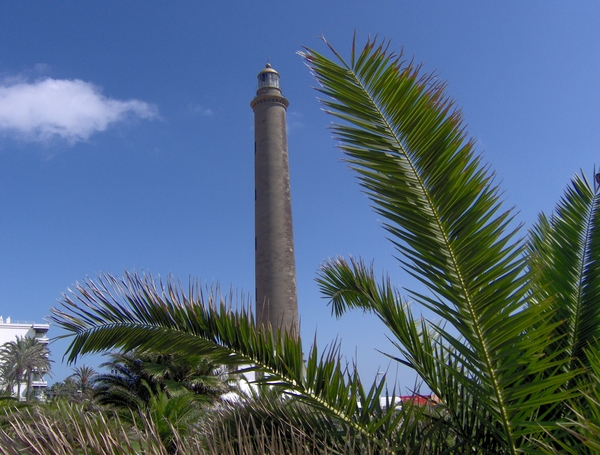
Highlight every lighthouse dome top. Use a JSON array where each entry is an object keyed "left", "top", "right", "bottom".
[{"left": 257, "top": 63, "right": 280, "bottom": 90}]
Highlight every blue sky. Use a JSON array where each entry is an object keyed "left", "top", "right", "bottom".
[{"left": 1, "top": 2, "right": 599, "bottom": 390}]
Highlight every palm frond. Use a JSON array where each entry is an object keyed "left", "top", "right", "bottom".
[
  {"left": 49, "top": 271, "right": 400, "bottom": 445},
  {"left": 528, "top": 171, "right": 600, "bottom": 373},
  {"left": 303, "top": 36, "right": 576, "bottom": 453}
]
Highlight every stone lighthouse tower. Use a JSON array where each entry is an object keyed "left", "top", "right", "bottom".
[{"left": 250, "top": 63, "right": 298, "bottom": 336}]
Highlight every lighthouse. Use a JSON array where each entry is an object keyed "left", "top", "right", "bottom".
[{"left": 250, "top": 64, "right": 298, "bottom": 337}]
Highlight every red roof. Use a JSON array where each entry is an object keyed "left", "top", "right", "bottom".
[{"left": 399, "top": 395, "right": 432, "bottom": 406}]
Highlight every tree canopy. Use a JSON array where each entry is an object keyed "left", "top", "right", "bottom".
[{"left": 0, "top": 336, "right": 51, "bottom": 402}]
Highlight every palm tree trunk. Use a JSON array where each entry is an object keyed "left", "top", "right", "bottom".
[
  {"left": 26, "top": 369, "right": 32, "bottom": 401},
  {"left": 16, "top": 375, "right": 22, "bottom": 401}
]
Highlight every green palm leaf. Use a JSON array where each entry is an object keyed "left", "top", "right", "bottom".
[
  {"left": 49, "top": 271, "right": 403, "bottom": 446},
  {"left": 528, "top": 172, "right": 600, "bottom": 374},
  {"left": 304, "top": 36, "right": 575, "bottom": 453}
]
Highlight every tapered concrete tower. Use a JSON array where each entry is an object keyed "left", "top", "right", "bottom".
[{"left": 251, "top": 64, "right": 298, "bottom": 337}]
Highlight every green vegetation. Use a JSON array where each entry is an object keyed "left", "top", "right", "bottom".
[
  {"left": 1, "top": 36, "right": 598, "bottom": 453},
  {"left": 92, "top": 351, "right": 229, "bottom": 410},
  {"left": 0, "top": 336, "right": 51, "bottom": 402}
]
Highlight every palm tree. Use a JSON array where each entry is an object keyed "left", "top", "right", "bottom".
[
  {"left": 49, "top": 36, "right": 600, "bottom": 453},
  {"left": 47, "top": 376, "right": 82, "bottom": 401},
  {"left": 91, "top": 352, "right": 151, "bottom": 410},
  {"left": 0, "top": 358, "right": 16, "bottom": 396},
  {"left": 0, "top": 336, "right": 51, "bottom": 401},
  {"left": 68, "top": 365, "right": 96, "bottom": 395},
  {"left": 91, "top": 351, "right": 229, "bottom": 412},
  {"left": 134, "top": 351, "right": 230, "bottom": 398}
]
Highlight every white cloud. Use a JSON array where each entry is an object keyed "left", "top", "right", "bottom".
[{"left": 0, "top": 78, "right": 159, "bottom": 143}]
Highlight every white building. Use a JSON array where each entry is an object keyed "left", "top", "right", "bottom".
[{"left": 0, "top": 317, "right": 50, "bottom": 400}]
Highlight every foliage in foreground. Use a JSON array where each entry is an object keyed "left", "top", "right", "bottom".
[
  {"left": 0, "top": 399, "right": 403, "bottom": 455},
  {"left": 0, "top": 402, "right": 166, "bottom": 455},
  {"left": 45, "top": 35, "right": 600, "bottom": 454}
]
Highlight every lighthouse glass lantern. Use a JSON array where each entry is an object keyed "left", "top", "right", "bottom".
[{"left": 257, "top": 64, "right": 280, "bottom": 90}]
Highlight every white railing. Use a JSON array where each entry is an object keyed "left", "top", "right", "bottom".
[{"left": 0, "top": 319, "right": 35, "bottom": 325}]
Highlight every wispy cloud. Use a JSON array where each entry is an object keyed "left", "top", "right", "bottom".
[
  {"left": 286, "top": 111, "right": 304, "bottom": 133},
  {"left": 187, "top": 103, "right": 214, "bottom": 116},
  {"left": 0, "top": 78, "right": 159, "bottom": 143}
]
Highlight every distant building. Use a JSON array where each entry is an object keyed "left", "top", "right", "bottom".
[{"left": 0, "top": 317, "right": 50, "bottom": 400}]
